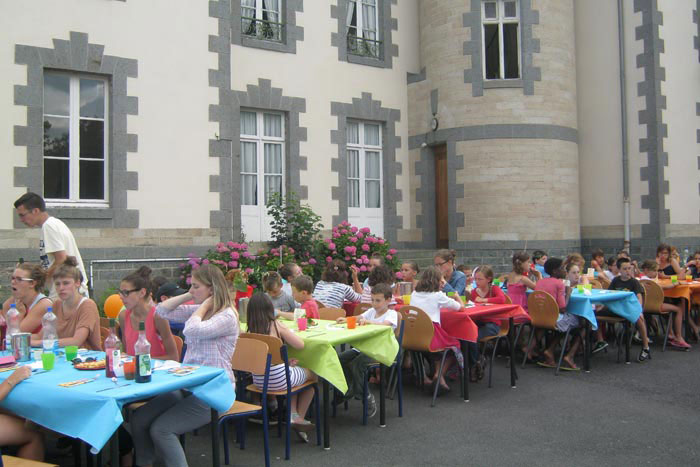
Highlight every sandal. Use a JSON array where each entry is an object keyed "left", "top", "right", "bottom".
[
  {"left": 560, "top": 363, "right": 580, "bottom": 371},
  {"left": 536, "top": 361, "right": 556, "bottom": 368}
]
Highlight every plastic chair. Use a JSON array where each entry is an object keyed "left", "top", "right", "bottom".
[
  {"left": 589, "top": 278, "right": 604, "bottom": 289},
  {"left": 478, "top": 319, "right": 510, "bottom": 388},
  {"left": 522, "top": 291, "right": 572, "bottom": 375},
  {"left": 1, "top": 455, "right": 58, "bottom": 466},
  {"left": 318, "top": 307, "right": 346, "bottom": 321},
  {"left": 172, "top": 335, "right": 184, "bottom": 362},
  {"left": 640, "top": 279, "right": 673, "bottom": 351},
  {"left": 217, "top": 337, "right": 272, "bottom": 467},
  {"left": 398, "top": 305, "right": 459, "bottom": 407},
  {"left": 240, "top": 333, "right": 321, "bottom": 460}
]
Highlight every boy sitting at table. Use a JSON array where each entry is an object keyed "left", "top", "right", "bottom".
[
  {"left": 336, "top": 283, "right": 398, "bottom": 418},
  {"left": 277, "top": 275, "right": 319, "bottom": 320},
  {"left": 604, "top": 257, "right": 652, "bottom": 362},
  {"left": 639, "top": 260, "right": 692, "bottom": 349}
]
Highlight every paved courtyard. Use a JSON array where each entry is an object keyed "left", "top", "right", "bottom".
[{"left": 45, "top": 341, "right": 700, "bottom": 466}]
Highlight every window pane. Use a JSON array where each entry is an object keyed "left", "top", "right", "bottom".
[
  {"left": 241, "top": 142, "right": 257, "bottom": 172},
  {"left": 347, "top": 150, "right": 360, "bottom": 178},
  {"left": 79, "top": 120, "right": 104, "bottom": 159},
  {"left": 365, "top": 180, "right": 380, "bottom": 208},
  {"left": 242, "top": 174, "right": 257, "bottom": 205},
  {"left": 361, "top": 3, "right": 376, "bottom": 37},
  {"left": 79, "top": 160, "right": 105, "bottom": 199},
  {"left": 484, "top": 1, "right": 497, "bottom": 19},
  {"left": 504, "top": 1, "right": 517, "bottom": 18},
  {"left": 503, "top": 23, "right": 519, "bottom": 79},
  {"left": 264, "top": 175, "right": 282, "bottom": 204},
  {"left": 348, "top": 179, "right": 360, "bottom": 208},
  {"left": 484, "top": 24, "right": 500, "bottom": 79},
  {"left": 264, "top": 143, "right": 282, "bottom": 174},
  {"left": 80, "top": 79, "right": 105, "bottom": 118},
  {"left": 365, "top": 151, "right": 380, "bottom": 178},
  {"left": 263, "top": 113, "right": 282, "bottom": 137},
  {"left": 364, "top": 124, "right": 380, "bottom": 146},
  {"left": 240, "top": 111, "right": 257, "bottom": 135},
  {"left": 347, "top": 122, "right": 359, "bottom": 145},
  {"left": 43, "top": 117, "right": 70, "bottom": 159},
  {"left": 43, "top": 73, "right": 69, "bottom": 116},
  {"left": 44, "top": 158, "right": 69, "bottom": 199}
]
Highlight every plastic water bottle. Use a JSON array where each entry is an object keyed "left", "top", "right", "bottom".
[
  {"left": 135, "top": 322, "right": 151, "bottom": 383},
  {"left": 104, "top": 318, "right": 121, "bottom": 378},
  {"left": 42, "top": 307, "right": 58, "bottom": 355},
  {"left": 683, "top": 248, "right": 690, "bottom": 266},
  {"left": 5, "top": 304, "right": 20, "bottom": 352}
]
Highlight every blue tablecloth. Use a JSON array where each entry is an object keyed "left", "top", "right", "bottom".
[
  {"left": 567, "top": 289, "right": 642, "bottom": 330},
  {"left": 0, "top": 352, "right": 235, "bottom": 452}
]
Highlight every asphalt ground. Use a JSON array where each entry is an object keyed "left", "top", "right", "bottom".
[{"left": 45, "top": 339, "right": 700, "bottom": 466}]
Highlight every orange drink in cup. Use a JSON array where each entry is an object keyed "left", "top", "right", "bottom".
[
  {"left": 402, "top": 294, "right": 411, "bottom": 305},
  {"left": 347, "top": 316, "right": 357, "bottom": 329}
]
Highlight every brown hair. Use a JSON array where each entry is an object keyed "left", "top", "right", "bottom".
[
  {"left": 434, "top": 249, "right": 457, "bottom": 264},
  {"left": 192, "top": 264, "right": 235, "bottom": 320},
  {"left": 640, "top": 259, "right": 658, "bottom": 272},
  {"left": 415, "top": 266, "right": 442, "bottom": 293},
  {"left": 563, "top": 253, "right": 585, "bottom": 270},
  {"left": 246, "top": 293, "right": 276, "bottom": 336},
  {"left": 403, "top": 261, "right": 419, "bottom": 274},
  {"left": 278, "top": 263, "right": 298, "bottom": 281},
  {"left": 565, "top": 261, "right": 580, "bottom": 273},
  {"left": 476, "top": 265, "right": 494, "bottom": 281},
  {"left": 262, "top": 271, "right": 283, "bottom": 292},
  {"left": 122, "top": 266, "right": 153, "bottom": 300},
  {"left": 656, "top": 243, "right": 671, "bottom": 257},
  {"left": 53, "top": 256, "right": 83, "bottom": 283},
  {"left": 367, "top": 265, "right": 394, "bottom": 287},
  {"left": 370, "top": 283, "right": 393, "bottom": 299},
  {"left": 15, "top": 263, "right": 46, "bottom": 292},
  {"left": 291, "top": 275, "right": 314, "bottom": 294},
  {"left": 591, "top": 248, "right": 605, "bottom": 260},
  {"left": 321, "top": 259, "right": 349, "bottom": 283},
  {"left": 512, "top": 252, "right": 531, "bottom": 275}
]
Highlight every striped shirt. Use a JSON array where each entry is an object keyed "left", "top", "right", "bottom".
[
  {"left": 156, "top": 304, "right": 239, "bottom": 389},
  {"left": 312, "top": 281, "right": 361, "bottom": 308}
]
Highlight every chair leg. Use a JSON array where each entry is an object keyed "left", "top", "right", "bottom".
[
  {"left": 521, "top": 327, "right": 535, "bottom": 368},
  {"left": 397, "top": 361, "right": 403, "bottom": 417},
  {"left": 314, "top": 386, "right": 321, "bottom": 446},
  {"left": 362, "top": 369, "right": 369, "bottom": 426},
  {"left": 431, "top": 350, "right": 448, "bottom": 407},
  {"left": 284, "top": 395, "right": 292, "bottom": 460},
  {"left": 488, "top": 338, "right": 499, "bottom": 388},
  {"left": 277, "top": 396, "right": 283, "bottom": 438},
  {"left": 220, "top": 420, "right": 229, "bottom": 466},
  {"left": 555, "top": 331, "right": 571, "bottom": 375}
]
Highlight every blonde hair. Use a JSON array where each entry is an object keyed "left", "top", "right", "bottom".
[
  {"left": 192, "top": 265, "right": 237, "bottom": 320},
  {"left": 54, "top": 257, "right": 83, "bottom": 283}
]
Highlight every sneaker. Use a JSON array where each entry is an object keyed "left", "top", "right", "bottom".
[
  {"left": 592, "top": 341, "right": 608, "bottom": 354},
  {"left": 637, "top": 347, "right": 651, "bottom": 362},
  {"left": 633, "top": 332, "right": 653, "bottom": 345},
  {"left": 366, "top": 392, "right": 377, "bottom": 418}
]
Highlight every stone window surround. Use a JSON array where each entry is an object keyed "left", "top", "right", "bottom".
[
  {"left": 331, "top": 0, "right": 399, "bottom": 69},
  {"left": 463, "top": 0, "right": 541, "bottom": 96},
  {"left": 231, "top": 0, "right": 304, "bottom": 54},
  {"left": 13, "top": 31, "right": 139, "bottom": 229},
  {"left": 330, "top": 92, "right": 402, "bottom": 245}
]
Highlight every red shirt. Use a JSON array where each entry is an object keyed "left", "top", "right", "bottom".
[
  {"left": 301, "top": 299, "right": 319, "bottom": 319},
  {"left": 535, "top": 278, "right": 566, "bottom": 309},
  {"left": 470, "top": 285, "right": 506, "bottom": 304}
]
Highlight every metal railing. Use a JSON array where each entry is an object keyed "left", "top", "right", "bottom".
[
  {"left": 241, "top": 16, "right": 284, "bottom": 42},
  {"left": 347, "top": 34, "right": 382, "bottom": 58}
]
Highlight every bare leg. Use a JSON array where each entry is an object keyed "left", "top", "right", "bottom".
[
  {"left": 636, "top": 317, "right": 649, "bottom": 348},
  {"left": 0, "top": 414, "right": 44, "bottom": 461},
  {"left": 563, "top": 336, "right": 581, "bottom": 369}
]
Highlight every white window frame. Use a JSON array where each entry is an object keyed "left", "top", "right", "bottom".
[
  {"left": 347, "top": 120, "right": 383, "bottom": 236},
  {"left": 240, "top": 109, "right": 285, "bottom": 242},
  {"left": 43, "top": 72, "right": 109, "bottom": 208},
  {"left": 241, "top": 0, "right": 283, "bottom": 42},
  {"left": 347, "top": 0, "right": 381, "bottom": 58},
  {"left": 481, "top": 0, "right": 521, "bottom": 81}
]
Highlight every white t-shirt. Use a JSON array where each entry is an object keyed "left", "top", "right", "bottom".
[
  {"left": 40, "top": 216, "right": 88, "bottom": 298},
  {"left": 360, "top": 307, "right": 398, "bottom": 330},
  {"left": 604, "top": 271, "right": 616, "bottom": 281},
  {"left": 409, "top": 291, "right": 461, "bottom": 324}
]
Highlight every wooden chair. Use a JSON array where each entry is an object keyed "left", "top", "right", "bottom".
[
  {"left": 173, "top": 334, "right": 184, "bottom": 362},
  {"left": 1, "top": 456, "right": 58, "bottom": 467},
  {"left": 318, "top": 307, "right": 346, "bottom": 321},
  {"left": 478, "top": 319, "right": 510, "bottom": 388},
  {"left": 589, "top": 278, "right": 604, "bottom": 289},
  {"left": 522, "top": 291, "right": 572, "bottom": 375},
  {"left": 99, "top": 326, "right": 110, "bottom": 350},
  {"left": 240, "top": 333, "right": 320, "bottom": 460},
  {"left": 314, "top": 299, "right": 326, "bottom": 310},
  {"left": 353, "top": 303, "right": 372, "bottom": 316},
  {"left": 503, "top": 294, "right": 513, "bottom": 305},
  {"left": 640, "top": 279, "right": 673, "bottom": 351},
  {"left": 217, "top": 337, "right": 272, "bottom": 467},
  {"left": 398, "top": 305, "right": 458, "bottom": 407}
]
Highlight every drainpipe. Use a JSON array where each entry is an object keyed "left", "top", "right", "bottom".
[{"left": 617, "top": 0, "right": 631, "bottom": 251}]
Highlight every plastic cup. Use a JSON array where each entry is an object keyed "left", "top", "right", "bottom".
[
  {"left": 41, "top": 352, "right": 55, "bottom": 370},
  {"left": 402, "top": 295, "right": 411, "bottom": 305},
  {"left": 124, "top": 360, "right": 135, "bottom": 380},
  {"left": 65, "top": 345, "right": 78, "bottom": 362},
  {"left": 447, "top": 291, "right": 455, "bottom": 297},
  {"left": 297, "top": 318, "right": 307, "bottom": 331},
  {"left": 347, "top": 316, "right": 357, "bottom": 329},
  {"left": 671, "top": 275, "right": 678, "bottom": 283},
  {"left": 576, "top": 285, "right": 584, "bottom": 293},
  {"left": 585, "top": 284, "right": 593, "bottom": 291},
  {"left": 33, "top": 349, "right": 42, "bottom": 361}
]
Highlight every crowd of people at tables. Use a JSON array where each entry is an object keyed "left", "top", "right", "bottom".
[{"left": 0, "top": 242, "right": 699, "bottom": 464}]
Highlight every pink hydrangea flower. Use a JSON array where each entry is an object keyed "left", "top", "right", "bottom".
[
  {"left": 186, "top": 277, "right": 192, "bottom": 285},
  {"left": 356, "top": 232, "right": 364, "bottom": 239},
  {"left": 333, "top": 232, "right": 340, "bottom": 238},
  {"left": 361, "top": 244, "right": 370, "bottom": 252},
  {"left": 360, "top": 227, "right": 370, "bottom": 234},
  {"left": 356, "top": 258, "right": 363, "bottom": 265},
  {"left": 351, "top": 226, "right": 358, "bottom": 233},
  {"left": 396, "top": 272, "right": 404, "bottom": 280},
  {"left": 326, "top": 256, "right": 333, "bottom": 262},
  {"left": 345, "top": 256, "right": 351, "bottom": 261},
  {"left": 378, "top": 239, "right": 385, "bottom": 245},
  {"left": 288, "top": 248, "right": 295, "bottom": 254},
  {"left": 309, "top": 258, "right": 317, "bottom": 265},
  {"left": 231, "top": 243, "right": 241, "bottom": 250},
  {"left": 202, "top": 259, "right": 210, "bottom": 265},
  {"left": 231, "top": 252, "right": 240, "bottom": 259},
  {"left": 386, "top": 255, "right": 393, "bottom": 260},
  {"left": 328, "top": 242, "right": 336, "bottom": 250},
  {"left": 350, "top": 236, "right": 358, "bottom": 242},
  {"left": 360, "top": 265, "right": 368, "bottom": 272},
  {"left": 340, "top": 229, "right": 348, "bottom": 235},
  {"left": 389, "top": 248, "right": 397, "bottom": 254},
  {"left": 242, "top": 251, "right": 250, "bottom": 258},
  {"left": 227, "top": 241, "right": 235, "bottom": 248},
  {"left": 245, "top": 268, "right": 253, "bottom": 274},
  {"left": 192, "top": 264, "right": 200, "bottom": 270},
  {"left": 229, "top": 261, "right": 238, "bottom": 268},
  {"left": 363, "top": 258, "right": 370, "bottom": 264}
]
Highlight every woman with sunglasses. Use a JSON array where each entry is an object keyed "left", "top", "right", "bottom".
[
  {"left": 2, "top": 263, "right": 51, "bottom": 336},
  {"left": 30, "top": 257, "right": 101, "bottom": 350}
]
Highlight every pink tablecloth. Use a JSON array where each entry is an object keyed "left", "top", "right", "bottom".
[{"left": 440, "top": 304, "right": 529, "bottom": 343}]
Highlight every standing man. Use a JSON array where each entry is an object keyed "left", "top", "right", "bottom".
[{"left": 13, "top": 192, "right": 88, "bottom": 299}]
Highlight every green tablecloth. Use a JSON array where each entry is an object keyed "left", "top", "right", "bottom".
[{"left": 242, "top": 319, "right": 399, "bottom": 393}]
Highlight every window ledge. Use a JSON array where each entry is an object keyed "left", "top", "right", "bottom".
[
  {"left": 240, "top": 35, "right": 293, "bottom": 54},
  {"left": 47, "top": 207, "right": 113, "bottom": 220},
  {"left": 347, "top": 53, "right": 386, "bottom": 68},
  {"left": 483, "top": 79, "right": 523, "bottom": 89}
]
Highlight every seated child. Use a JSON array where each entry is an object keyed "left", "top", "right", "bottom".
[
  {"left": 604, "top": 256, "right": 619, "bottom": 281},
  {"left": 263, "top": 272, "right": 296, "bottom": 315},
  {"left": 395, "top": 261, "right": 419, "bottom": 293},
  {"left": 640, "top": 260, "right": 691, "bottom": 350},
  {"left": 278, "top": 262, "right": 302, "bottom": 303},
  {"left": 532, "top": 250, "right": 549, "bottom": 278},
  {"left": 507, "top": 252, "right": 540, "bottom": 312},
  {"left": 468, "top": 266, "right": 505, "bottom": 381},
  {"left": 361, "top": 265, "right": 395, "bottom": 304},
  {"left": 246, "top": 293, "right": 316, "bottom": 441},
  {"left": 336, "top": 283, "right": 398, "bottom": 416},
  {"left": 590, "top": 249, "right": 611, "bottom": 287},
  {"left": 281, "top": 275, "right": 318, "bottom": 320}
]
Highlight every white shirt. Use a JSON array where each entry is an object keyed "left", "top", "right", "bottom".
[
  {"left": 360, "top": 307, "right": 398, "bottom": 330},
  {"left": 41, "top": 216, "right": 88, "bottom": 298},
  {"left": 409, "top": 291, "right": 461, "bottom": 324}
]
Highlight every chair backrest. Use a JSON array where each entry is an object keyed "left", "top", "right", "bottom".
[
  {"left": 318, "top": 307, "right": 346, "bottom": 321},
  {"left": 172, "top": 335, "right": 184, "bottom": 362},
  {"left": 353, "top": 303, "right": 372, "bottom": 316},
  {"left": 240, "top": 332, "right": 285, "bottom": 365},
  {"left": 314, "top": 299, "right": 327, "bottom": 309},
  {"left": 100, "top": 326, "right": 110, "bottom": 350},
  {"left": 503, "top": 294, "right": 513, "bottom": 305},
  {"left": 398, "top": 305, "right": 434, "bottom": 352},
  {"left": 640, "top": 279, "right": 664, "bottom": 313},
  {"left": 496, "top": 318, "right": 510, "bottom": 337},
  {"left": 232, "top": 337, "right": 270, "bottom": 375},
  {"left": 589, "top": 279, "right": 603, "bottom": 289},
  {"left": 526, "top": 291, "right": 560, "bottom": 330}
]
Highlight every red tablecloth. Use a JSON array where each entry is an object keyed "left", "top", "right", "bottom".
[{"left": 439, "top": 304, "right": 529, "bottom": 343}]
